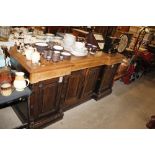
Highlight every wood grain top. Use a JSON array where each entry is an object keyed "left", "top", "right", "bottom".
[{"left": 9, "top": 46, "right": 124, "bottom": 84}]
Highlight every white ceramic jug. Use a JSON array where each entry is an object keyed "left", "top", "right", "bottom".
[
  {"left": 13, "top": 72, "right": 29, "bottom": 91},
  {"left": 25, "top": 47, "right": 34, "bottom": 60},
  {"left": 31, "top": 48, "right": 40, "bottom": 64}
]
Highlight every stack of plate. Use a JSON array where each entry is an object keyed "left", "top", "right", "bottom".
[
  {"left": 45, "top": 33, "right": 55, "bottom": 42},
  {"left": 71, "top": 42, "right": 88, "bottom": 56},
  {"left": 24, "top": 34, "right": 33, "bottom": 44},
  {"left": 63, "top": 34, "right": 76, "bottom": 51},
  {"left": 52, "top": 36, "right": 63, "bottom": 45}
]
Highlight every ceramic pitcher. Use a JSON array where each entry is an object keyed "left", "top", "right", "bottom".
[
  {"left": 31, "top": 48, "right": 40, "bottom": 64},
  {"left": 25, "top": 46, "right": 34, "bottom": 60},
  {"left": 13, "top": 72, "right": 29, "bottom": 91}
]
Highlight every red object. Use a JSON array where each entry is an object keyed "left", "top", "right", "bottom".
[
  {"left": 0, "top": 70, "right": 12, "bottom": 85},
  {"left": 122, "top": 48, "right": 155, "bottom": 84},
  {"left": 139, "top": 50, "right": 154, "bottom": 63},
  {"left": 122, "top": 64, "right": 135, "bottom": 84}
]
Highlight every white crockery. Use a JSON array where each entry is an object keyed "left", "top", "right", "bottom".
[
  {"left": 35, "top": 42, "right": 48, "bottom": 47},
  {"left": 25, "top": 47, "right": 34, "bottom": 60},
  {"left": 61, "top": 52, "right": 71, "bottom": 56},
  {"left": 0, "top": 83, "right": 12, "bottom": 96},
  {"left": 54, "top": 51, "right": 60, "bottom": 54},
  {"left": 45, "top": 34, "right": 54, "bottom": 42},
  {"left": 63, "top": 33, "right": 76, "bottom": 50},
  {"left": 70, "top": 47, "right": 88, "bottom": 57},
  {"left": 72, "top": 41, "right": 86, "bottom": 53},
  {"left": 35, "top": 35, "right": 46, "bottom": 40},
  {"left": 46, "top": 33, "right": 54, "bottom": 37},
  {"left": 53, "top": 45, "right": 63, "bottom": 51},
  {"left": 74, "top": 42, "right": 85, "bottom": 49},
  {"left": 64, "top": 33, "right": 76, "bottom": 40},
  {"left": 31, "top": 49, "right": 40, "bottom": 64},
  {"left": 13, "top": 72, "right": 29, "bottom": 91},
  {"left": 54, "top": 36, "right": 63, "bottom": 40}
]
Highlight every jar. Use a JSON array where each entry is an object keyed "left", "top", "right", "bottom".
[
  {"left": 0, "top": 82, "right": 13, "bottom": 96},
  {"left": 52, "top": 51, "right": 60, "bottom": 62}
]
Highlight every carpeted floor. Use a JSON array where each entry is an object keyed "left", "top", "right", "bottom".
[
  {"left": 0, "top": 71, "right": 155, "bottom": 129},
  {"left": 46, "top": 70, "right": 155, "bottom": 129}
]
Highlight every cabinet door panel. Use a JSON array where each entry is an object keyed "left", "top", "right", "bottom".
[
  {"left": 93, "top": 64, "right": 120, "bottom": 100},
  {"left": 64, "top": 70, "right": 84, "bottom": 107},
  {"left": 100, "top": 66, "right": 114, "bottom": 91},
  {"left": 100, "top": 65, "right": 118, "bottom": 92},
  {"left": 66, "top": 77, "right": 80, "bottom": 99},
  {"left": 41, "top": 83, "right": 58, "bottom": 113},
  {"left": 36, "top": 78, "right": 61, "bottom": 118},
  {"left": 82, "top": 67, "right": 100, "bottom": 98},
  {"left": 28, "top": 78, "right": 64, "bottom": 128}
]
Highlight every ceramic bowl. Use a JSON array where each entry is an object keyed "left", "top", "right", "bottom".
[
  {"left": 61, "top": 52, "right": 71, "bottom": 60},
  {"left": 0, "top": 82, "right": 13, "bottom": 96},
  {"left": 53, "top": 45, "right": 63, "bottom": 52},
  {"left": 35, "top": 42, "right": 48, "bottom": 53}
]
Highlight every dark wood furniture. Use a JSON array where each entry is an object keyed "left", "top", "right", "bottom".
[
  {"left": 8, "top": 47, "right": 123, "bottom": 128},
  {"left": 28, "top": 77, "right": 64, "bottom": 128},
  {"left": 82, "top": 67, "right": 100, "bottom": 100},
  {"left": 94, "top": 64, "right": 120, "bottom": 100},
  {"left": 62, "top": 67, "right": 100, "bottom": 110},
  {"left": 72, "top": 26, "right": 117, "bottom": 38},
  {"left": 63, "top": 70, "right": 85, "bottom": 110},
  {"left": 0, "top": 87, "right": 31, "bottom": 129}
]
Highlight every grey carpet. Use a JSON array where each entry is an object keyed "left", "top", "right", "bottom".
[
  {"left": 0, "top": 107, "right": 22, "bottom": 129},
  {"left": 46, "top": 71, "right": 155, "bottom": 129}
]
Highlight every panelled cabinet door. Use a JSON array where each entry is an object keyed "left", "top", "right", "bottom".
[
  {"left": 41, "top": 83, "right": 58, "bottom": 113},
  {"left": 82, "top": 67, "right": 100, "bottom": 99},
  {"left": 36, "top": 78, "right": 62, "bottom": 118},
  {"left": 64, "top": 70, "right": 85, "bottom": 108},
  {"left": 100, "top": 65, "right": 119, "bottom": 92},
  {"left": 93, "top": 64, "right": 120, "bottom": 100},
  {"left": 100, "top": 65, "right": 115, "bottom": 91}
]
